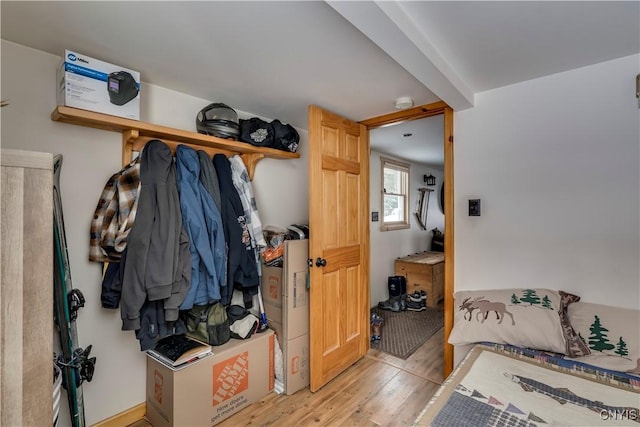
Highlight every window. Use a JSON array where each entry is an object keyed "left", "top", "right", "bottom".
[{"left": 381, "top": 157, "right": 410, "bottom": 231}]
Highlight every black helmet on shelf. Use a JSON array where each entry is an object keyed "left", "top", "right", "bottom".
[{"left": 196, "top": 103, "right": 240, "bottom": 140}]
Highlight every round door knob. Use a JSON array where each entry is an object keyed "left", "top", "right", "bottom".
[{"left": 315, "top": 257, "right": 327, "bottom": 267}]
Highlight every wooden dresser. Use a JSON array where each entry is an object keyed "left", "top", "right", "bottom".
[{"left": 394, "top": 251, "right": 444, "bottom": 308}]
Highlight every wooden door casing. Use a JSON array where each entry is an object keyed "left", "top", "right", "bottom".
[
  {"left": 360, "top": 102, "right": 454, "bottom": 377},
  {"left": 308, "top": 105, "right": 370, "bottom": 391}
]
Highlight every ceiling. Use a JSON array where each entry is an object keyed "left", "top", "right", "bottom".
[{"left": 2, "top": 1, "right": 638, "bottom": 166}]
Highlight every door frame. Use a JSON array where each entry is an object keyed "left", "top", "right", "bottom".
[{"left": 360, "top": 100, "right": 454, "bottom": 376}]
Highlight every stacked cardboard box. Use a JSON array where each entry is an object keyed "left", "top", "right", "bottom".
[
  {"left": 146, "top": 330, "right": 274, "bottom": 426},
  {"left": 261, "top": 239, "right": 309, "bottom": 395}
]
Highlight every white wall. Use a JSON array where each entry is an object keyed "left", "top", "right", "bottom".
[
  {"left": 1, "top": 40, "right": 309, "bottom": 426},
  {"left": 369, "top": 150, "right": 444, "bottom": 306},
  {"left": 454, "top": 54, "right": 640, "bottom": 309}
]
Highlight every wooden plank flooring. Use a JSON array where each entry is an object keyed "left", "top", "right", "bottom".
[{"left": 129, "top": 327, "right": 444, "bottom": 427}]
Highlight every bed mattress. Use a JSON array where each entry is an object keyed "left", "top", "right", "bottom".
[{"left": 415, "top": 343, "right": 640, "bottom": 426}]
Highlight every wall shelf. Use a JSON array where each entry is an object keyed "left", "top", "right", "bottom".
[{"left": 51, "top": 106, "right": 300, "bottom": 179}]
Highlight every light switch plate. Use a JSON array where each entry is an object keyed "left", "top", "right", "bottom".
[{"left": 469, "top": 199, "right": 481, "bottom": 216}]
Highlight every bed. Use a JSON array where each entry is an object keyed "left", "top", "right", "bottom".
[{"left": 414, "top": 288, "right": 640, "bottom": 426}]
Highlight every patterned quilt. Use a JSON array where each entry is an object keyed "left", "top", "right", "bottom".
[{"left": 414, "top": 344, "right": 640, "bottom": 426}]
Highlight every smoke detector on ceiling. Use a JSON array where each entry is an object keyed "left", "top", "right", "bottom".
[{"left": 395, "top": 96, "right": 414, "bottom": 110}]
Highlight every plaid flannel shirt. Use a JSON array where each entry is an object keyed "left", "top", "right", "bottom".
[
  {"left": 89, "top": 157, "right": 141, "bottom": 262},
  {"left": 229, "top": 155, "right": 267, "bottom": 274}
]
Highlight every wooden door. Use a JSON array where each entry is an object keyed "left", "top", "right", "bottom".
[{"left": 308, "top": 105, "right": 370, "bottom": 391}]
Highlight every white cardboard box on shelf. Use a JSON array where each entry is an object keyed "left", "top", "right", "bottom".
[
  {"left": 146, "top": 330, "right": 274, "bottom": 427},
  {"left": 57, "top": 49, "right": 140, "bottom": 120}
]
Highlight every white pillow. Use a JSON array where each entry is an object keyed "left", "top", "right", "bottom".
[
  {"left": 449, "top": 288, "right": 567, "bottom": 354},
  {"left": 567, "top": 302, "right": 640, "bottom": 375}
]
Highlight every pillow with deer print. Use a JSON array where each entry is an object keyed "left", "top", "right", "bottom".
[
  {"left": 449, "top": 288, "right": 570, "bottom": 354},
  {"left": 567, "top": 302, "right": 640, "bottom": 376}
]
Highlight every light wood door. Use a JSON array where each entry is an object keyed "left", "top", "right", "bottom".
[{"left": 308, "top": 105, "right": 370, "bottom": 391}]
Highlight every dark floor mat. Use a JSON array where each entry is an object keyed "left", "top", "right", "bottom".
[{"left": 370, "top": 306, "right": 444, "bottom": 359}]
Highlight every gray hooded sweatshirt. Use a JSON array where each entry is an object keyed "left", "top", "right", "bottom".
[{"left": 121, "top": 140, "right": 190, "bottom": 330}]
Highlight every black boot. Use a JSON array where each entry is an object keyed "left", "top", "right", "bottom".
[
  {"left": 379, "top": 276, "right": 405, "bottom": 312},
  {"left": 378, "top": 295, "right": 401, "bottom": 312},
  {"left": 387, "top": 276, "right": 403, "bottom": 298},
  {"left": 398, "top": 276, "right": 407, "bottom": 311}
]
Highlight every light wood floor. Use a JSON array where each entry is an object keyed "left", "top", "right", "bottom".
[{"left": 130, "top": 327, "right": 444, "bottom": 427}]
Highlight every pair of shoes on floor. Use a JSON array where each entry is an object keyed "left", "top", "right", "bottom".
[
  {"left": 408, "top": 290, "right": 427, "bottom": 303},
  {"left": 407, "top": 291, "right": 427, "bottom": 311},
  {"left": 406, "top": 301, "right": 426, "bottom": 311}
]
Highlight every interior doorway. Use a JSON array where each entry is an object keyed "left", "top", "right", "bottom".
[
  {"left": 360, "top": 102, "right": 454, "bottom": 376},
  {"left": 368, "top": 115, "right": 444, "bottom": 305}
]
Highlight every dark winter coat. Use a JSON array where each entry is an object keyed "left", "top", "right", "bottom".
[
  {"left": 100, "top": 256, "right": 122, "bottom": 309},
  {"left": 136, "top": 299, "right": 187, "bottom": 351},
  {"left": 197, "top": 150, "right": 222, "bottom": 212},
  {"left": 212, "top": 154, "right": 259, "bottom": 306}
]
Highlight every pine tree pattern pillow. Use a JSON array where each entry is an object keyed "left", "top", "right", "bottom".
[
  {"left": 449, "top": 288, "right": 569, "bottom": 354},
  {"left": 567, "top": 302, "right": 640, "bottom": 376},
  {"left": 558, "top": 291, "right": 591, "bottom": 357}
]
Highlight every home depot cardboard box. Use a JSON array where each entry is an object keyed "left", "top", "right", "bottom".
[
  {"left": 146, "top": 330, "right": 274, "bottom": 427},
  {"left": 261, "top": 239, "right": 309, "bottom": 394}
]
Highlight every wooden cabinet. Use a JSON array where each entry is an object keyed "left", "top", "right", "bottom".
[
  {"left": 394, "top": 251, "right": 444, "bottom": 308},
  {"left": 1, "top": 149, "right": 53, "bottom": 426}
]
